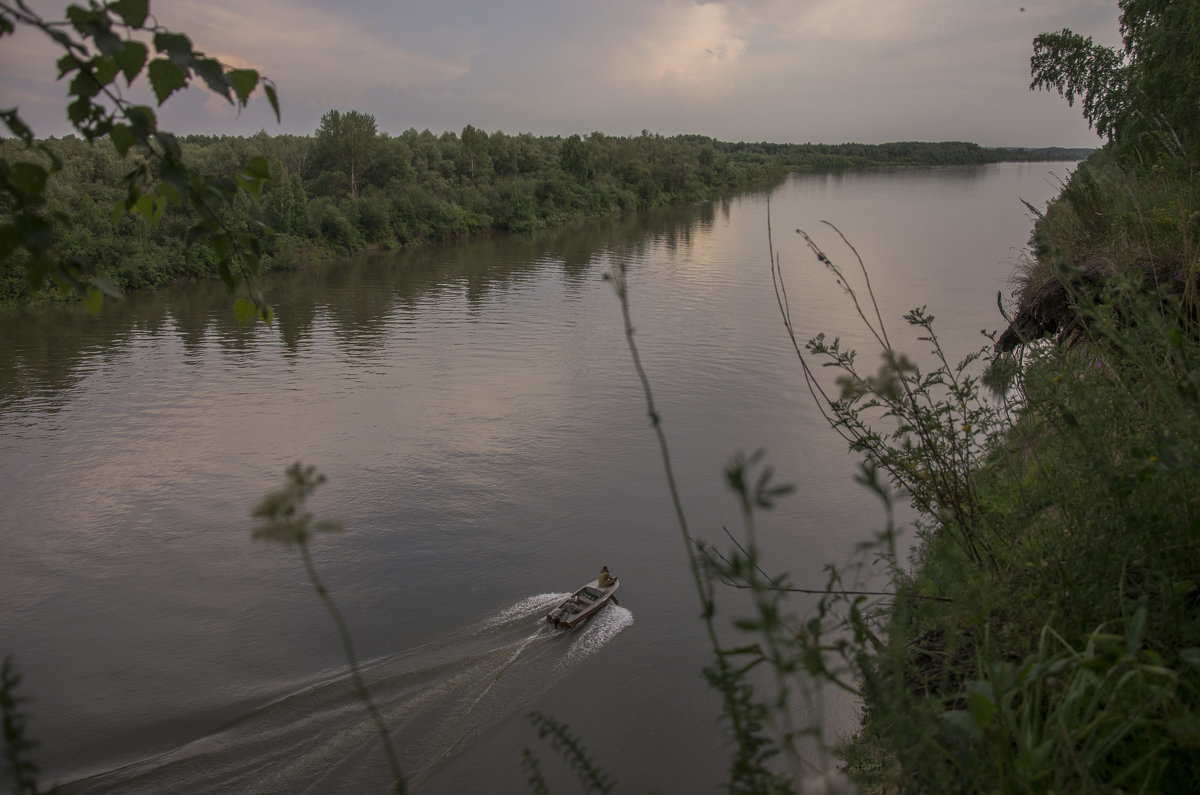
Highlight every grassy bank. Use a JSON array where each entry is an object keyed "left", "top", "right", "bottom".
[{"left": 818, "top": 145, "right": 1200, "bottom": 792}]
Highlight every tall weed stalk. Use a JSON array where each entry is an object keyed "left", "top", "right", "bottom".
[
  {"left": 252, "top": 463, "right": 407, "bottom": 795},
  {"left": 774, "top": 218, "right": 1012, "bottom": 567},
  {"left": 540, "top": 263, "right": 798, "bottom": 793}
]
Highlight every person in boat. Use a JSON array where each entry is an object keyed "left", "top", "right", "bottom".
[{"left": 598, "top": 566, "right": 615, "bottom": 587}]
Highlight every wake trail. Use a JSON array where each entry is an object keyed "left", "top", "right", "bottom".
[{"left": 62, "top": 593, "right": 632, "bottom": 794}]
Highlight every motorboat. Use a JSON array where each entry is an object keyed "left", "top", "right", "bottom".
[{"left": 546, "top": 577, "right": 619, "bottom": 629}]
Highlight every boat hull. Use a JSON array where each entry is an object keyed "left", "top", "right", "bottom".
[{"left": 546, "top": 578, "right": 619, "bottom": 629}]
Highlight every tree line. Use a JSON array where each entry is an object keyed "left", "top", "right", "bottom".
[{"left": 1, "top": 114, "right": 1082, "bottom": 308}]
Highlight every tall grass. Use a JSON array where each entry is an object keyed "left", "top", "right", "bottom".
[
  {"left": 819, "top": 243, "right": 1200, "bottom": 790},
  {"left": 560, "top": 197, "right": 1200, "bottom": 793}
]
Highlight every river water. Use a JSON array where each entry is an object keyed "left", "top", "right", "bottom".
[{"left": 1, "top": 163, "right": 1071, "bottom": 792}]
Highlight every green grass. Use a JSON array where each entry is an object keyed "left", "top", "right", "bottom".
[{"left": 832, "top": 224, "right": 1200, "bottom": 793}]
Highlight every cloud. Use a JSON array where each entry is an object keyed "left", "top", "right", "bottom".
[
  {"left": 611, "top": 2, "right": 749, "bottom": 84},
  {"left": 152, "top": 0, "right": 471, "bottom": 113},
  {"left": 0, "top": 0, "right": 1126, "bottom": 145}
]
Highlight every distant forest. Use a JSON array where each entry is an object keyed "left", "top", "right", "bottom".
[{"left": 0, "top": 111, "right": 1090, "bottom": 306}]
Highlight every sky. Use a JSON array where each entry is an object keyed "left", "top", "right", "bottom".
[{"left": 1, "top": 0, "right": 1123, "bottom": 147}]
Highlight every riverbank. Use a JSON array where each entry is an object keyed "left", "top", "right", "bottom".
[
  {"left": 0, "top": 130, "right": 1086, "bottom": 312},
  {"left": 832, "top": 146, "right": 1200, "bottom": 792}
]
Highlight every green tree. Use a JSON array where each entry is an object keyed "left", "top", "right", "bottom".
[
  {"left": 0, "top": 0, "right": 279, "bottom": 323},
  {"left": 1031, "top": 0, "right": 1200, "bottom": 160},
  {"left": 559, "top": 133, "right": 592, "bottom": 181},
  {"left": 312, "top": 109, "right": 379, "bottom": 199},
  {"left": 459, "top": 124, "right": 491, "bottom": 181}
]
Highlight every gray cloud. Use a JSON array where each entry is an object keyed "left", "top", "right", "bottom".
[{"left": 2, "top": 0, "right": 1121, "bottom": 146}]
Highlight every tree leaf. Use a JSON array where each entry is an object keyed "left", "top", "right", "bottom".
[
  {"left": 126, "top": 104, "right": 156, "bottom": 139},
  {"left": 244, "top": 155, "right": 271, "bottom": 181},
  {"left": 147, "top": 58, "right": 187, "bottom": 105},
  {"left": 152, "top": 31, "right": 192, "bottom": 56},
  {"left": 155, "top": 181, "right": 181, "bottom": 205},
  {"left": 154, "top": 131, "right": 182, "bottom": 161},
  {"left": 65, "top": 4, "right": 99, "bottom": 35},
  {"left": 263, "top": 80, "right": 280, "bottom": 123},
  {"left": 237, "top": 233, "right": 263, "bottom": 259},
  {"left": 133, "top": 193, "right": 156, "bottom": 222},
  {"left": 237, "top": 156, "right": 270, "bottom": 198},
  {"left": 233, "top": 297, "right": 258, "bottom": 328},
  {"left": 109, "top": 0, "right": 149, "bottom": 28},
  {"left": 1, "top": 109, "right": 33, "bottom": 143},
  {"left": 7, "top": 162, "right": 48, "bottom": 202},
  {"left": 109, "top": 123, "right": 135, "bottom": 156},
  {"left": 92, "top": 55, "right": 120, "bottom": 88},
  {"left": 90, "top": 273, "right": 123, "bottom": 298},
  {"left": 192, "top": 58, "right": 231, "bottom": 101},
  {"left": 93, "top": 29, "right": 125, "bottom": 58},
  {"left": 57, "top": 53, "right": 82, "bottom": 78},
  {"left": 210, "top": 231, "right": 231, "bottom": 262},
  {"left": 114, "top": 40, "right": 148, "bottom": 85},
  {"left": 69, "top": 67, "right": 103, "bottom": 101},
  {"left": 45, "top": 27, "right": 73, "bottom": 51},
  {"left": 84, "top": 285, "right": 104, "bottom": 314},
  {"left": 216, "top": 257, "right": 235, "bottom": 290},
  {"left": 226, "top": 68, "right": 259, "bottom": 105}
]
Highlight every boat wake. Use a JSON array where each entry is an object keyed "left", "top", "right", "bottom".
[{"left": 64, "top": 593, "right": 633, "bottom": 794}]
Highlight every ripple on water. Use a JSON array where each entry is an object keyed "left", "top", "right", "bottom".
[{"left": 62, "top": 592, "right": 633, "bottom": 794}]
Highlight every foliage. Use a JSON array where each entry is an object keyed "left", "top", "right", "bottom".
[
  {"left": 1007, "top": 2, "right": 1200, "bottom": 356},
  {"left": 14, "top": 3, "right": 1188, "bottom": 791},
  {"left": 1, "top": 656, "right": 40, "bottom": 795},
  {"left": 1, "top": 128, "right": 1081, "bottom": 310},
  {"left": 786, "top": 225, "right": 1009, "bottom": 568},
  {"left": 1014, "top": 148, "right": 1199, "bottom": 333},
  {"left": 1030, "top": 30, "right": 1129, "bottom": 146},
  {"left": 938, "top": 617, "right": 1200, "bottom": 792},
  {"left": 1031, "top": 0, "right": 1200, "bottom": 161},
  {"left": 0, "top": 0, "right": 278, "bottom": 322},
  {"left": 313, "top": 109, "right": 379, "bottom": 200},
  {"left": 740, "top": 5, "right": 1200, "bottom": 791},
  {"left": 522, "top": 712, "right": 617, "bottom": 795},
  {"left": 849, "top": 270, "right": 1200, "bottom": 793},
  {"left": 559, "top": 190, "right": 1200, "bottom": 794},
  {"left": 752, "top": 214, "right": 1200, "bottom": 793}
]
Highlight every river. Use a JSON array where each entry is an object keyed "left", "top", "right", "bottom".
[{"left": 0, "top": 162, "right": 1071, "bottom": 793}]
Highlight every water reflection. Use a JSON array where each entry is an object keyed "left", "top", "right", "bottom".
[
  {"left": 0, "top": 194, "right": 745, "bottom": 418},
  {"left": 1, "top": 164, "right": 1071, "bottom": 789}
]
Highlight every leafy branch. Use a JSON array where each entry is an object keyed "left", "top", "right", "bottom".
[
  {"left": 1, "top": 656, "right": 40, "bottom": 795},
  {"left": 0, "top": 0, "right": 279, "bottom": 323},
  {"left": 523, "top": 712, "right": 617, "bottom": 795}
]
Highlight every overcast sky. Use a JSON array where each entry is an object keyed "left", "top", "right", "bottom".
[{"left": 2, "top": 0, "right": 1123, "bottom": 147}]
